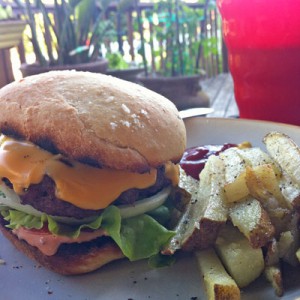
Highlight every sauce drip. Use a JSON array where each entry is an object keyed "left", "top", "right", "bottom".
[
  {"left": 180, "top": 144, "right": 237, "bottom": 180},
  {"left": 13, "top": 226, "right": 107, "bottom": 256}
]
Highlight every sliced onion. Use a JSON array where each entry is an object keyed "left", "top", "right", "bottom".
[
  {"left": 0, "top": 183, "right": 43, "bottom": 217},
  {"left": 0, "top": 183, "right": 171, "bottom": 224},
  {"left": 118, "top": 186, "right": 171, "bottom": 219}
]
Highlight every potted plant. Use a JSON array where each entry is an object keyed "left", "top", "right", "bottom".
[
  {"left": 135, "top": 0, "right": 211, "bottom": 110},
  {"left": 0, "top": 3, "right": 26, "bottom": 50},
  {"left": 0, "top": 2, "right": 26, "bottom": 88},
  {"left": 102, "top": 1, "right": 144, "bottom": 83},
  {"left": 105, "top": 52, "right": 144, "bottom": 82},
  {"left": 19, "top": 0, "right": 114, "bottom": 76}
]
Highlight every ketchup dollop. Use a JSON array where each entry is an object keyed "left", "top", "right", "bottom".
[{"left": 180, "top": 144, "right": 237, "bottom": 180}]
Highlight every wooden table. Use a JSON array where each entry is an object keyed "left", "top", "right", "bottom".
[{"left": 201, "top": 73, "right": 240, "bottom": 118}]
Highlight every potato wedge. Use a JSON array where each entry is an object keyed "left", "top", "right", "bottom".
[
  {"left": 236, "top": 148, "right": 292, "bottom": 209},
  {"left": 163, "top": 156, "right": 228, "bottom": 254},
  {"left": 220, "top": 148, "right": 247, "bottom": 184},
  {"left": 222, "top": 147, "right": 284, "bottom": 204},
  {"left": 237, "top": 141, "right": 252, "bottom": 149},
  {"left": 229, "top": 197, "right": 275, "bottom": 248},
  {"left": 264, "top": 239, "right": 280, "bottom": 267},
  {"left": 224, "top": 171, "right": 249, "bottom": 203},
  {"left": 236, "top": 147, "right": 281, "bottom": 175},
  {"left": 264, "top": 265, "right": 284, "bottom": 297},
  {"left": 245, "top": 164, "right": 292, "bottom": 234},
  {"left": 278, "top": 213, "right": 300, "bottom": 266},
  {"left": 215, "top": 224, "right": 264, "bottom": 288},
  {"left": 278, "top": 231, "right": 294, "bottom": 258},
  {"left": 195, "top": 249, "right": 240, "bottom": 300},
  {"left": 278, "top": 171, "right": 300, "bottom": 210},
  {"left": 264, "top": 132, "right": 300, "bottom": 184},
  {"left": 178, "top": 167, "right": 200, "bottom": 198},
  {"left": 264, "top": 132, "right": 300, "bottom": 210},
  {"left": 295, "top": 247, "right": 300, "bottom": 262},
  {"left": 245, "top": 164, "right": 290, "bottom": 209},
  {"left": 220, "top": 148, "right": 250, "bottom": 203}
]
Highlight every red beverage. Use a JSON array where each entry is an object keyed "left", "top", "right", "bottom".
[{"left": 217, "top": 0, "right": 300, "bottom": 125}]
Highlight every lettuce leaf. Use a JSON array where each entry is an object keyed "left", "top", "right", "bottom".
[
  {"left": 148, "top": 253, "right": 176, "bottom": 268},
  {"left": 119, "top": 214, "right": 174, "bottom": 261},
  {"left": 0, "top": 208, "right": 104, "bottom": 238},
  {"left": 0, "top": 205, "right": 175, "bottom": 262}
]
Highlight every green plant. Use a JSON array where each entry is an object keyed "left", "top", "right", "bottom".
[
  {"left": 22, "top": 0, "right": 115, "bottom": 67},
  {"left": 101, "top": 0, "right": 141, "bottom": 71},
  {"left": 134, "top": 0, "right": 215, "bottom": 77},
  {"left": 0, "top": 4, "right": 13, "bottom": 20},
  {"left": 107, "top": 52, "right": 130, "bottom": 70}
]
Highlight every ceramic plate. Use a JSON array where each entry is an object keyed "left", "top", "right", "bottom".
[{"left": 1, "top": 117, "right": 300, "bottom": 300}]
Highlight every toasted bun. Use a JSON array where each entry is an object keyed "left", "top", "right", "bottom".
[
  {"left": 0, "top": 222, "right": 124, "bottom": 275},
  {"left": 0, "top": 71, "right": 186, "bottom": 172}
]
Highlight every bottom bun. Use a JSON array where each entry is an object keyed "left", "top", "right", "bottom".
[{"left": 0, "top": 222, "right": 124, "bottom": 275}]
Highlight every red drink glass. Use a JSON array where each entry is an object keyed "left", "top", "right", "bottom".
[{"left": 217, "top": 0, "right": 300, "bottom": 125}]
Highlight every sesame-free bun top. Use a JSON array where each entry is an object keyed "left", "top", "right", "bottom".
[{"left": 0, "top": 71, "right": 186, "bottom": 172}]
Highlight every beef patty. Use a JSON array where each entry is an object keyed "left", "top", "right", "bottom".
[{"left": 3, "top": 166, "right": 170, "bottom": 219}]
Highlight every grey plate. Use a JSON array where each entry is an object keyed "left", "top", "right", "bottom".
[{"left": 1, "top": 117, "right": 300, "bottom": 300}]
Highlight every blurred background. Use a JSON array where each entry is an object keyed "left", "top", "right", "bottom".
[{"left": 0, "top": 0, "right": 232, "bottom": 113}]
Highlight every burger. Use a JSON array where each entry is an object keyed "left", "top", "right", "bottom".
[{"left": 0, "top": 71, "right": 186, "bottom": 275}]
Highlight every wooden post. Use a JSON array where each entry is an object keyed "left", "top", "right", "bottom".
[
  {"left": 0, "top": 48, "right": 14, "bottom": 88},
  {"left": 17, "top": 40, "right": 26, "bottom": 64},
  {"left": 127, "top": 10, "right": 135, "bottom": 62}
]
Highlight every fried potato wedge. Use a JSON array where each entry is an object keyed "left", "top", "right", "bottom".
[
  {"left": 244, "top": 165, "right": 292, "bottom": 235},
  {"left": 278, "top": 171, "right": 300, "bottom": 210},
  {"left": 245, "top": 164, "right": 290, "bottom": 209},
  {"left": 195, "top": 249, "right": 240, "bottom": 300},
  {"left": 220, "top": 148, "right": 249, "bottom": 203},
  {"left": 220, "top": 148, "right": 247, "bottom": 184},
  {"left": 264, "top": 132, "right": 300, "bottom": 210},
  {"left": 236, "top": 147, "right": 281, "bottom": 174},
  {"left": 264, "top": 239, "right": 280, "bottom": 267},
  {"left": 278, "top": 231, "right": 294, "bottom": 258},
  {"left": 215, "top": 224, "right": 264, "bottom": 288},
  {"left": 278, "top": 213, "right": 300, "bottom": 266},
  {"left": 224, "top": 172, "right": 248, "bottom": 203},
  {"left": 163, "top": 156, "right": 228, "bottom": 254},
  {"left": 264, "top": 265, "right": 284, "bottom": 297},
  {"left": 222, "top": 147, "right": 285, "bottom": 205},
  {"left": 264, "top": 132, "right": 300, "bottom": 184},
  {"left": 220, "top": 146, "right": 292, "bottom": 235},
  {"left": 295, "top": 247, "right": 300, "bottom": 262},
  {"left": 229, "top": 197, "right": 275, "bottom": 248}
]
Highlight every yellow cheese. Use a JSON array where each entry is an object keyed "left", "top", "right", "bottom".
[
  {"left": 0, "top": 136, "right": 158, "bottom": 210},
  {"left": 0, "top": 135, "right": 179, "bottom": 210}
]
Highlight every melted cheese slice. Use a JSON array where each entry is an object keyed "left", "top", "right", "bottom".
[{"left": 0, "top": 136, "right": 164, "bottom": 210}]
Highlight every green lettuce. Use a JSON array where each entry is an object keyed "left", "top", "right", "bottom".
[
  {"left": 0, "top": 205, "right": 175, "bottom": 262},
  {"left": 148, "top": 253, "right": 176, "bottom": 268}
]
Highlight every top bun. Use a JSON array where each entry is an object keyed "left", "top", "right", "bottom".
[{"left": 0, "top": 71, "right": 186, "bottom": 172}]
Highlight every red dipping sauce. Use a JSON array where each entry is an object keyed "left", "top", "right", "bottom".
[{"left": 180, "top": 144, "right": 236, "bottom": 180}]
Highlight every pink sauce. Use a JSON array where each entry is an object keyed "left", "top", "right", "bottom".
[
  {"left": 13, "top": 226, "right": 107, "bottom": 256},
  {"left": 180, "top": 144, "right": 237, "bottom": 180}
]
